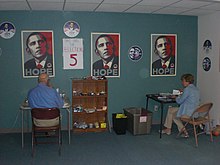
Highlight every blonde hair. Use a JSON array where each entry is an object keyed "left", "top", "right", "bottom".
[{"left": 181, "top": 73, "right": 194, "bottom": 84}]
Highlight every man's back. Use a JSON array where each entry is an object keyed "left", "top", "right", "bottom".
[{"left": 28, "top": 73, "right": 64, "bottom": 108}]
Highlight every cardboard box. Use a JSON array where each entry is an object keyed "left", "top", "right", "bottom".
[{"left": 123, "top": 107, "right": 152, "bottom": 135}]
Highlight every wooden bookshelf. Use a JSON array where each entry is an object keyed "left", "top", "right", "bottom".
[{"left": 72, "top": 78, "right": 108, "bottom": 133}]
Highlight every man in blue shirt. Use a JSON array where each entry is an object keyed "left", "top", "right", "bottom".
[
  {"left": 161, "top": 73, "right": 200, "bottom": 137},
  {"left": 28, "top": 73, "right": 64, "bottom": 126}
]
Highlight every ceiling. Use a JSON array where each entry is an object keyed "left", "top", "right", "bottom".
[{"left": 1, "top": 0, "right": 220, "bottom": 16}]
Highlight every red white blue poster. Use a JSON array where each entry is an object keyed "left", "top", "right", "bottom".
[
  {"left": 21, "top": 30, "right": 54, "bottom": 78},
  {"left": 151, "top": 34, "right": 177, "bottom": 77},
  {"left": 91, "top": 33, "right": 120, "bottom": 78}
]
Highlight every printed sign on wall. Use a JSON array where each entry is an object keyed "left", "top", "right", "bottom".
[
  {"left": 63, "top": 38, "right": 83, "bottom": 69},
  {"left": 151, "top": 34, "right": 177, "bottom": 77},
  {"left": 0, "top": 21, "right": 16, "bottom": 39},
  {"left": 203, "top": 40, "right": 212, "bottom": 54},
  {"left": 203, "top": 57, "right": 211, "bottom": 71},
  {"left": 91, "top": 33, "right": 120, "bottom": 78},
  {"left": 128, "top": 45, "right": 143, "bottom": 62},
  {"left": 21, "top": 31, "right": 54, "bottom": 78},
  {"left": 63, "top": 21, "right": 80, "bottom": 38}
]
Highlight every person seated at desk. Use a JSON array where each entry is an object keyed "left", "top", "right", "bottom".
[
  {"left": 28, "top": 73, "right": 64, "bottom": 127},
  {"left": 161, "top": 73, "right": 200, "bottom": 137}
]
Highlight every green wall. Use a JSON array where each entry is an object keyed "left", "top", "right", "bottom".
[{"left": 0, "top": 11, "right": 197, "bottom": 131}]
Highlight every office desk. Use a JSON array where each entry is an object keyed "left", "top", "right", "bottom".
[
  {"left": 20, "top": 104, "right": 71, "bottom": 148},
  {"left": 146, "top": 94, "right": 176, "bottom": 138}
]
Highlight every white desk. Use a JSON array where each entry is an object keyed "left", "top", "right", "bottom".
[{"left": 20, "top": 103, "right": 71, "bottom": 148}]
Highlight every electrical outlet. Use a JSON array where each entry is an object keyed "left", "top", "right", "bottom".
[{"left": 154, "top": 105, "right": 158, "bottom": 111}]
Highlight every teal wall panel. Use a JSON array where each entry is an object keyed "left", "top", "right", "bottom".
[{"left": 0, "top": 11, "right": 197, "bottom": 130}]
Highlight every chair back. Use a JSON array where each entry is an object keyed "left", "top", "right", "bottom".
[
  {"left": 192, "top": 102, "right": 213, "bottom": 118},
  {"left": 31, "top": 108, "right": 60, "bottom": 120},
  {"left": 179, "top": 102, "right": 213, "bottom": 147},
  {"left": 31, "top": 108, "right": 61, "bottom": 156}
]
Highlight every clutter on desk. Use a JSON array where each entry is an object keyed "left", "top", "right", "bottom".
[
  {"left": 156, "top": 93, "right": 176, "bottom": 101},
  {"left": 172, "top": 89, "right": 181, "bottom": 95},
  {"left": 55, "top": 88, "right": 70, "bottom": 105},
  {"left": 159, "top": 92, "right": 172, "bottom": 97},
  {"left": 22, "top": 98, "right": 29, "bottom": 107}
]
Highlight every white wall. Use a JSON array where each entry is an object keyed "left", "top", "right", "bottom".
[{"left": 198, "top": 12, "right": 220, "bottom": 126}]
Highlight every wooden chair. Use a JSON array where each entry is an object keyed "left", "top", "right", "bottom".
[
  {"left": 177, "top": 102, "right": 213, "bottom": 147},
  {"left": 31, "top": 108, "right": 62, "bottom": 156}
]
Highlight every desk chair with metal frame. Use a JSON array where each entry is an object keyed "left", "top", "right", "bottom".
[
  {"left": 31, "top": 108, "right": 62, "bottom": 156},
  {"left": 177, "top": 102, "right": 213, "bottom": 147}
]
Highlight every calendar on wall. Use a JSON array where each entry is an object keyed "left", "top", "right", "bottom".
[{"left": 63, "top": 38, "right": 83, "bottom": 69}]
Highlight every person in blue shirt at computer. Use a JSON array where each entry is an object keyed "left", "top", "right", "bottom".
[
  {"left": 28, "top": 73, "right": 64, "bottom": 126},
  {"left": 161, "top": 73, "right": 200, "bottom": 137}
]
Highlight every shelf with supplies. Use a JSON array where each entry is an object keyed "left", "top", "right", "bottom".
[{"left": 71, "top": 77, "right": 108, "bottom": 133}]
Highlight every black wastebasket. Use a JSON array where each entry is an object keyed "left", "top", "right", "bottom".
[{"left": 112, "top": 113, "right": 127, "bottom": 135}]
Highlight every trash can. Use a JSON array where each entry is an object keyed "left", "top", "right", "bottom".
[
  {"left": 112, "top": 113, "right": 127, "bottom": 135},
  {"left": 123, "top": 107, "right": 152, "bottom": 135}
]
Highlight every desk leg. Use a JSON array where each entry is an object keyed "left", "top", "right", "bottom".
[
  {"left": 160, "top": 103, "right": 164, "bottom": 138},
  {"left": 21, "top": 109, "right": 24, "bottom": 148},
  {"left": 146, "top": 97, "right": 149, "bottom": 110},
  {"left": 67, "top": 108, "right": 71, "bottom": 144}
]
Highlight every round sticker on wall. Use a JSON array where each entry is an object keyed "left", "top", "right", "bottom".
[
  {"left": 63, "top": 21, "right": 80, "bottom": 37},
  {"left": 203, "top": 40, "right": 212, "bottom": 54},
  {"left": 0, "top": 22, "right": 16, "bottom": 39},
  {"left": 128, "top": 45, "right": 143, "bottom": 61},
  {"left": 202, "top": 57, "right": 211, "bottom": 71}
]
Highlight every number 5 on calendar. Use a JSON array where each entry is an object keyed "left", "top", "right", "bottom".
[{"left": 63, "top": 38, "right": 84, "bottom": 69}]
